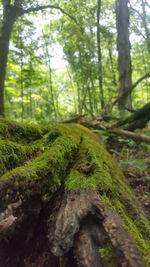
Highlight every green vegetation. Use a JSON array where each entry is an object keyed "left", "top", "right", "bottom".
[{"left": 0, "top": 0, "right": 149, "bottom": 120}]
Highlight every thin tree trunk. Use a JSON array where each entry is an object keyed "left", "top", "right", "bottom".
[
  {"left": 20, "top": 39, "right": 24, "bottom": 121},
  {"left": 77, "top": 84, "right": 83, "bottom": 115},
  {"left": 87, "top": 80, "right": 94, "bottom": 117},
  {"left": 0, "top": 6, "right": 18, "bottom": 116},
  {"left": 141, "top": 0, "right": 150, "bottom": 53},
  {"left": 67, "top": 68, "right": 78, "bottom": 114},
  {"left": 42, "top": 29, "right": 57, "bottom": 118},
  {"left": 108, "top": 44, "right": 117, "bottom": 87},
  {"left": 97, "top": 0, "right": 104, "bottom": 109},
  {"left": 29, "top": 86, "right": 33, "bottom": 118},
  {"left": 116, "top": 0, "right": 132, "bottom": 110},
  {"left": 91, "top": 78, "right": 98, "bottom": 114}
]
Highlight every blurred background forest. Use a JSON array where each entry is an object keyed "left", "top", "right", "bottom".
[{"left": 0, "top": 0, "right": 150, "bottom": 122}]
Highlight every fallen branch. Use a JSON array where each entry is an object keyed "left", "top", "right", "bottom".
[
  {"left": 108, "top": 128, "right": 150, "bottom": 143},
  {"left": 106, "top": 102, "right": 150, "bottom": 131},
  {"left": 60, "top": 114, "right": 86, "bottom": 124}
]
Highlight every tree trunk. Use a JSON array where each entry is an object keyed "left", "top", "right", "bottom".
[
  {"left": 116, "top": 0, "right": 132, "bottom": 110},
  {"left": 0, "top": 119, "right": 149, "bottom": 266},
  {"left": 97, "top": 0, "right": 104, "bottom": 109},
  {"left": 0, "top": 5, "right": 19, "bottom": 116},
  {"left": 141, "top": 0, "right": 150, "bottom": 53}
]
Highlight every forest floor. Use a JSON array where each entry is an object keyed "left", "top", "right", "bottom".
[{"left": 105, "top": 129, "right": 150, "bottom": 220}]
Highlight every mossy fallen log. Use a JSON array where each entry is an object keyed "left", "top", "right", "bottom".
[{"left": 0, "top": 118, "right": 150, "bottom": 267}]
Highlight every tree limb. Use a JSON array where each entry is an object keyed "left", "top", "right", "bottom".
[
  {"left": 102, "top": 72, "right": 150, "bottom": 114},
  {"left": 108, "top": 128, "right": 150, "bottom": 143},
  {"left": 1, "top": 0, "right": 10, "bottom": 7},
  {"left": 145, "top": 0, "right": 150, "bottom": 8},
  {"left": 115, "top": 72, "right": 150, "bottom": 106},
  {"left": 21, "top": 5, "right": 78, "bottom": 24},
  {"left": 128, "top": 1, "right": 144, "bottom": 20}
]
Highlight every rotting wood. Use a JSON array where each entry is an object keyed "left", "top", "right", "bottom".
[
  {"left": 49, "top": 188, "right": 146, "bottom": 267},
  {"left": 103, "top": 210, "right": 146, "bottom": 267}
]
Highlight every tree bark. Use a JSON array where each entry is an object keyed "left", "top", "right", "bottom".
[
  {"left": 116, "top": 0, "right": 132, "bottom": 110},
  {"left": 0, "top": 5, "right": 20, "bottom": 116},
  {"left": 97, "top": 0, "right": 104, "bottom": 109},
  {"left": 141, "top": 0, "right": 150, "bottom": 53}
]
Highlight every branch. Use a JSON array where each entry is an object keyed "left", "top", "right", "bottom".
[
  {"left": 128, "top": 1, "right": 143, "bottom": 20},
  {"left": 129, "top": 72, "right": 150, "bottom": 91},
  {"left": 1, "top": 0, "right": 10, "bottom": 7},
  {"left": 21, "top": 5, "right": 78, "bottom": 24},
  {"left": 117, "top": 72, "right": 150, "bottom": 106},
  {"left": 102, "top": 72, "right": 150, "bottom": 114},
  {"left": 59, "top": 114, "right": 86, "bottom": 124},
  {"left": 108, "top": 128, "right": 150, "bottom": 143},
  {"left": 106, "top": 101, "right": 150, "bottom": 130},
  {"left": 131, "top": 23, "right": 146, "bottom": 40},
  {"left": 145, "top": 0, "right": 150, "bottom": 8}
]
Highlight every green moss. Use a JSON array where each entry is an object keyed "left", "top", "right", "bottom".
[
  {"left": 0, "top": 122, "right": 8, "bottom": 137},
  {"left": 114, "top": 200, "right": 150, "bottom": 260},
  {"left": 0, "top": 118, "right": 43, "bottom": 143},
  {"left": 1, "top": 135, "right": 79, "bottom": 192},
  {"left": 65, "top": 136, "right": 119, "bottom": 194},
  {"left": 99, "top": 245, "right": 117, "bottom": 267},
  {"left": 0, "top": 140, "right": 41, "bottom": 176}
]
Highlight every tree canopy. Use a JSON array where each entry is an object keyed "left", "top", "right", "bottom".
[{"left": 0, "top": 0, "right": 149, "bottom": 120}]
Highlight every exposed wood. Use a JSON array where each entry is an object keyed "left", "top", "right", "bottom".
[
  {"left": 0, "top": 182, "right": 147, "bottom": 267},
  {"left": 103, "top": 210, "right": 146, "bottom": 267},
  {"left": 49, "top": 188, "right": 145, "bottom": 267}
]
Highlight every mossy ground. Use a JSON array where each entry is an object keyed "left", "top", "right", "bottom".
[{"left": 0, "top": 118, "right": 150, "bottom": 265}]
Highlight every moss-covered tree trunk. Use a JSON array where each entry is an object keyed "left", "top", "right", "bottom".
[{"left": 0, "top": 118, "right": 150, "bottom": 267}]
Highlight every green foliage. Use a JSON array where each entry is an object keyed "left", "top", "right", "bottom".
[
  {"left": 120, "top": 158, "right": 148, "bottom": 172},
  {"left": 1, "top": 0, "right": 149, "bottom": 120}
]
